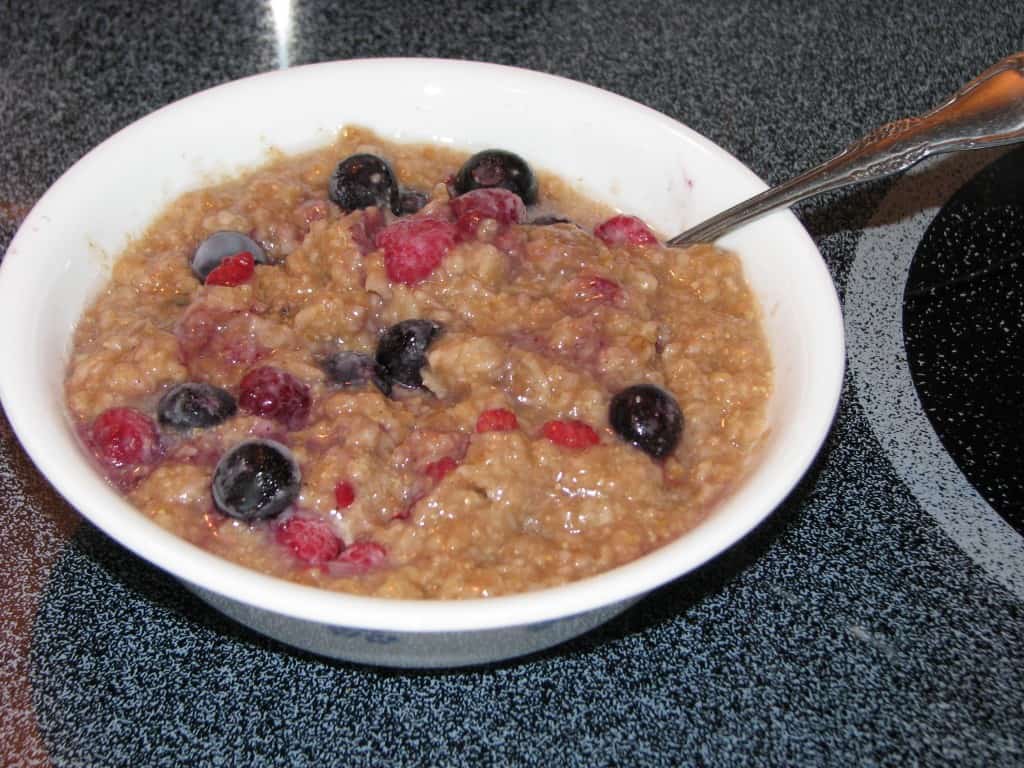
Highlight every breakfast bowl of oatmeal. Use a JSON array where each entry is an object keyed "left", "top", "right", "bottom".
[{"left": 0, "top": 59, "right": 843, "bottom": 667}]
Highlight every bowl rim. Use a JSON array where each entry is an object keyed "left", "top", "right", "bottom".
[{"left": 0, "top": 57, "right": 844, "bottom": 633}]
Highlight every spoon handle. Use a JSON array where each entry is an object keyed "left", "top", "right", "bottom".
[{"left": 667, "top": 51, "right": 1024, "bottom": 247}]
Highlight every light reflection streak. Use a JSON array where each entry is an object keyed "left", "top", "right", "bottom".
[{"left": 269, "top": 0, "right": 293, "bottom": 69}]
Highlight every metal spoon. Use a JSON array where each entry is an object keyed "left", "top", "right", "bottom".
[{"left": 667, "top": 51, "right": 1024, "bottom": 247}]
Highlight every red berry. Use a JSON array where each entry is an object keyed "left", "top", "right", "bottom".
[
  {"left": 451, "top": 188, "right": 526, "bottom": 241},
  {"left": 476, "top": 408, "right": 519, "bottom": 433},
  {"left": 541, "top": 419, "right": 600, "bottom": 449},
  {"left": 425, "top": 456, "right": 458, "bottom": 481},
  {"left": 238, "top": 366, "right": 311, "bottom": 430},
  {"left": 336, "top": 541, "right": 387, "bottom": 571},
  {"left": 276, "top": 517, "right": 342, "bottom": 565},
  {"left": 334, "top": 481, "right": 356, "bottom": 509},
  {"left": 580, "top": 275, "right": 622, "bottom": 303},
  {"left": 376, "top": 217, "right": 457, "bottom": 284},
  {"left": 204, "top": 251, "right": 255, "bottom": 286},
  {"left": 594, "top": 215, "right": 658, "bottom": 247},
  {"left": 90, "top": 407, "right": 160, "bottom": 467}
]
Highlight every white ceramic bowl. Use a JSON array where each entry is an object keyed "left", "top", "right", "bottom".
[{"left": 0, "top": 59, "right": 843, "bottom": 668}]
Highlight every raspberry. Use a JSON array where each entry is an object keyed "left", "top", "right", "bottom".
[
  {"left": 90, "top": 407, "right": 160, "bottom": 467},
  {"left": 541, "top": 419, "right": 600, "bottom": 449},
  {"left": 336, "top": 541, "right": 387, "bottom": 571},
  {"left": 476, "top": 408, "right": 519, "bottom": 433},
  {"left": 594, "top": 215, "right": 658, "bottom": 247},
  {"left": 276, "top": 517, "right": 342, "bottom": 565},
  {"left": 204, "top": 251, "right": 255, "bottom": 286},
  {"left": 425, "top": 456, "right": 458, "bottom": 481},
  {"left": 376, "top": 217, "right": 457, "bottom": 284},
  {"left": 334, "top": 481, "right": 356, "bottom": 509},
  {"left": 238, "top": 366, "right": 311, "bottom": 430},
  {"left": 451, "top": 188, "right": 526, "bottom": 241}
]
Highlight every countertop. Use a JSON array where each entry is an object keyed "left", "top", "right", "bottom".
[{"left": 2, "top": 1, "right": 1023, "bottom": 765}]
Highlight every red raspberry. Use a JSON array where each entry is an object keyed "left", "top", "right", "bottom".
[
  {"left": 594, "top": 215, "right": 658, "bottom": 247},
  {"left": 90, "top": 407, "right": 160, "bottom": 467},
  {"left": 238, "top": 366, "right": 311, "bottom": 430},
  {"left": 205, "top": 251, "right": 255, "bottom": 286},
  {"left": 336, "top": 541, "right": 387, "bottom": 571},
  {"left": 541, "top": 419, "right": 600, "bottom": 449},
  {"left": 476, "top": 408, "right": 519, "bottom": 433},
  {"left": 334, "top": 481, "right": 356, "bottom": 509},
  {"left": 451, "top": 188, "right": 526, "bottom": 241},
  {"left": 425, "top": 456, "right": 459, "bottom": 481},
  {"left": 276, "top": 517, "right": 342, "bottom": 565},
  {"left": 376, "top": 217, "right": 457, "bottom": 284}
]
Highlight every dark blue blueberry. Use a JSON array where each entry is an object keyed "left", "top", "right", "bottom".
[
  {"left": 157, "top": 382, "right": 237, "bottom": 431},
  {"left": 321, "top": 350, "right": 392, "bottom": 397},
  {"left": 529, "top": 214, "right": 573, "bottom": 226},
  {"left": 398, "top": 190, "right": 430, "bottom": 215},
  {"left": 454, "top": 149, "right": 538, "bottom": 205},
  {"left": 212, "top": 439, "right": 300, "bottom": 521},
  {"left": 329, "top": 154, "right": 400, "bottom": 214},
  {"left": 609, "top": 384, "right": 683, "bottom": 459},
  {"left": 191, "top": 231, "right": 270, "bottom": 282},
  {"left": 375, "top": 319, "right": 443, "bottom": 390}
]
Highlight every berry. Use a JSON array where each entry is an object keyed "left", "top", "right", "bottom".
[
  {"left": 336, "top": 541, "right": 387, "bottom": 571},
  {"left": 157, "top": 382, "right": 237, "bottom": 431},
  {"left": 238, "top": 366, "right": 311, "bottom": 430},
  {"left": 541, "top": 419, "right": 600, "bottom": 449},
  {"left": 320, "top": 350, "right": 391, "bottom": 397},
  {"left": 609, "top": 384, "right": 683, "bottom": 459},
  {"left": 453, "top": 149, "right": 538, "bottom": 204},
  {"left": 476, "top": 408, "right": 518, "bottom": 433},
  {"left": 375, "top": 319, "right": 443, "bottom": 389},
  {"left": 211, "top": 439, "right": 300, "bottom": 521},
  {"left": 425, "top": 456, "right": 458, "bottom": 481},
  {"left": 90, "top": 407, "right": 160, "bottom": 467},
  {"left": 529, "top": 214, "right": 573, "bottom": 226},
  {"left": 578, "top": 275, "right": 622, "bottom": 304},
  {"left": 328, "top": 154, "right": 400, "bottom": 214},
  {"left": 191, "top": 231, "right": 269, "bottom": 282},
  {"left": 594, "top": 215, "right": 659, "bottom": 247},
  {"left": 450, "top": 188, "right": 526, "bottom": 241},
  {"left": 376, "top": 217, "right": 457, "bottom": 284},
  {"left": 334, "top": 481, "right": 356, "bottom": 509},
  {"left": 398, "top": 190, "right": 430, "bottom": 215},
  {"left": 276, "top": 516, "right": 342, "bottom": 565},
  {"left": 204, "top": 251, "right": 255, "bottom": 286}
]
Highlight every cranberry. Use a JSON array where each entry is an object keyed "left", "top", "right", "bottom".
[
  {"left": 541, "top": 419, "right": 600, "bottom": 449},
  {"left": 204, "top": 251, "right": 255, "bottom": 286},
  {"left": 276, "top": 517, "right": 342, "bottom": 565},
  {"left": 336, "top": 541, "right": 387, "bottom": 571},
  {"left": 425, "top": 456, "right": 458, "bottom": 481},
  {"left": 376, "top": 217, "right": 457, "bottom": 284},
  {"left": 90, "top": 407, "right": 160, "bottom": 467},
  {"left": 476, "top": 408, "right": 519, "bottom": 433},
  {"left": 238, "top": 366, "right": 311, "bottom": 430},
  {"left": 594, "top": 215, "right": 658, "bottom": 247},
  {"left": 334, "top": 481, "right": 356, "bottom": 509}
]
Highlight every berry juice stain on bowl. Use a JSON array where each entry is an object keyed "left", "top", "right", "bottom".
[
  {"left": 64, "top": 126, "right": 773, "bottom": 600},
  {"left": 0, "top": 60, "right": 843, "bottom": 667}
]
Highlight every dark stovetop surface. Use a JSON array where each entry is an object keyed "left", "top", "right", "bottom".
[{"left": 2, "top": 2, "right": 1023, "bottom": 765}]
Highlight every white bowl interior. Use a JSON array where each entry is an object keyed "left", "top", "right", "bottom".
[{"left": 0, "top": 59, "right": 843, "bottom": 632}]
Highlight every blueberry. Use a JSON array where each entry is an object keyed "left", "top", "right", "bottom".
[
  {"left": 375, "top": 319, "right": 443, "bottom": 389},
  {"left": 157, "top": 382, "right": 237, "bottom": 431},
  {"left": 398, "top": 189, "right": 430, "bottom": 215},
  {"left": 453, "top": 149, "right": 538, "bottom": 205},
  {"left": 329, "top": 154, "right": 400, "bottom": 215},
  {"left": 191, "top": 231, "right": 270, "bottom": 282},
  {"left": 212, "top": 439, "right": 300, "bottom": 521},
  {"left": 609, "top": 384, "right": 684, "bottom": 459},
  {"left": 529, "top": 214, "right": 573, "bottom": 226},
  {"left": 320, "top": 350, "right": 392, "bottom": 397}
]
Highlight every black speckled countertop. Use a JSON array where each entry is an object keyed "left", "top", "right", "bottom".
[{"left": 2, "top": 2, "right": 1023, "bottom": 765}]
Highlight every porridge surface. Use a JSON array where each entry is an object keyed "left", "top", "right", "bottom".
[{"left": 65, "top": 127, "right": 772, "bottom": 599}]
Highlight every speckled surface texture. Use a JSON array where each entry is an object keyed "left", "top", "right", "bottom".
[{"left": 2, "top": 1, "right": 1023, "bottom": 765}]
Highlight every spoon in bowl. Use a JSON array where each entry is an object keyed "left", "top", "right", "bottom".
[{"left": 667, "top": 51, "right": 1024, "bottom": 247}]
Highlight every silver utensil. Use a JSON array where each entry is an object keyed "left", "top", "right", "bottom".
[{"left": 667, "top": 52, "right": 1024, "bottom": 247}]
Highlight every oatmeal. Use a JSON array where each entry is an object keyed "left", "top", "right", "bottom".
[{"left": 64, "top": 127, "right": 772, "bottom": 599}]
